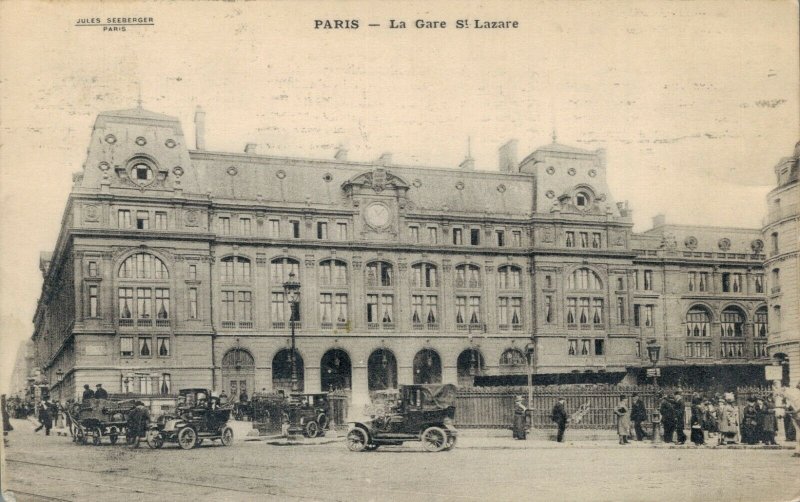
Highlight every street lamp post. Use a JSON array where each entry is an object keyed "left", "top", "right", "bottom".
[
  {"left": 646, "top": 341, "right": 661, "bottom": 444},
  {"left": 55, "top": 369, "right": 64, "bottom": 402},
  {"left": 283, "top": 272, "right": 301, "bottom": 393},
  {"left": 525, "top": 342, "right": 536, "bottom": 410}
]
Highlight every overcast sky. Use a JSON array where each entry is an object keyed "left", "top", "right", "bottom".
[{"left": 1, "top": 0, "right": 797, "bottom": 393}]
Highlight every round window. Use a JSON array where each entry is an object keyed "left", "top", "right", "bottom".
[{"left": 131, "top": 163, "right": 154, "bottom": 185}]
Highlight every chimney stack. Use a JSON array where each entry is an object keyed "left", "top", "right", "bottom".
[
  {"left": 498, "top": 140, "right": 518, "bottom": 172},
  {"left": 194, "top": 106, "right": 206, "bottom": 150},
  {"left": 334, "top": 147, "right": 348, "bottom": 161}
]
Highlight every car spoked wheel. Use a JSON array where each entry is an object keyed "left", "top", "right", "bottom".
[
  {"left": 146, "top": 431, "right": 164, "bottom": 449},
  {"left": 91, "top": 427, "right": 103, "bottom": 446},
  {"left": 220, "top": 427, "right": 234, "bottom": 446},
  {"left": 304, "top": 421, "right": 320, "bottom": 438},
  {"left": 178, "top": 427, "right": 197, "bottom": 450},
  {"left": 346, "top": 428, "right": 368, "bottom": 452},
  {"left": 421, "top": 426, "right": 447, "bottom": 452},
  {"left": 444, "top": 434, "right": 457, "bottom": 450}
]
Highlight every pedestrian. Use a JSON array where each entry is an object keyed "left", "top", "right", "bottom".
[
  {"left": 34, "top": 401, "right": 53, "bottom": 435},
  {"left": 784, "top": 395, "right": 797, "bottom": 442},
  {"left": 718, "top": 393, "right": 740, "bottom": 444},
  {"left": 673, "top": 392, "right": 687, "bottom": 444},
  {"left": 220, "top": 390, "right": 229, "bottom": 405},
  {"left": 94, "top": 383, "right": 108, "bottom": 399},
  {"left": 659, "top": 394, "right": 676, "bottom": 443},
  {"left": 551, "top": 397, "right": 568, "bottom": 443},
  {"left": 741, "top": 398, "right": 758, "bottom": 445},
  {"left": 630, "top": 393, "right": 648, "bottom": 441},
  {"left": 613, "top": 395, "right": 631, "bottom": 445},
  {"left": 690, "top": 396, "right": 704, "bottom": 445},
  {"left": 760, "top": 397, "right": 778, "bottom": 445},
  {"left": 239, "top": 389, "right": 249, "bottom": 403},
  {"left": 512, "top": 395, "right": 528, "bottom": 440},
  {"left": 82, "top": 384, "right": 95, "bottom": 401}
]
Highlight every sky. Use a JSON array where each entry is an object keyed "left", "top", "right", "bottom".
[{"left": 0, "top": 0, "right": 798, "bottom": 394}]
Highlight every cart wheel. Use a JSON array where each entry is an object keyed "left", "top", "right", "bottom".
[
  {"left": 346, "top": 427, "right": 368, "bottom": 452},
  {"left": 421, "top": 426, "right": 447, "bottom": 452},
  {"left": 220, "top": 427, "right": 234, "bottom": 446},
  {"left": 91, "top": 427, "right": 102, "bottom": 446},
  {"left": 178, "top": 427, "right": 197, "bottom": 450},
  {"left": 146, "top": 431, "right": 164, "bottom": 449},
  {"left": 304, "top": 421, "right": 320, "bottom": 438},
  {"left": 316, "top": 414, "right": 329, "bottom": 431},
  {"left": 109, "top": 434, "right": 118, "bottom": 445}
]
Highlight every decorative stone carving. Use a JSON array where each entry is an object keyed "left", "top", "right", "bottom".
[
  {"left": 659, "top": 232, "right": 677, "bottom": 250},
  {"left": 83, "top": 204, "right": 100, "bottom": 222},
  {"left": 684, "top": 236, "right": 698, "bottom": 250},
  {"left": 184, "top": 210, "right": 200, "bottom": 227},
  {"left": 718, "top": 238, "right": 731, "bottom": 251},
  {"left": 750, "top": 239, "right": 764, "bottom": 253}
]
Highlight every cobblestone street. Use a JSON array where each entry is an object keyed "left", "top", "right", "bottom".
[{"left": 3, "top": 419, "right": 799, "bottom": 502}]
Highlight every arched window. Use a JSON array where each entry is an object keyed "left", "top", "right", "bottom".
[
  {"left": 499, "top": 348, "right": 526, "bottom": 367},
  {"left": 455, "top": 264, "right": 481, "bottom": 288},
  {"left": 319, "top": 260, "right": 348, "bottom": 287},
  {"left": 270, "top": 257, "right": 300, "bottom": 284},
  {"left": 222, "top": 348, "right": 255, "bottom": 369},
  {"left": 220, "top": 256, "right": 251, "bottom": 283},
  {"left": 566, "top": 268, "right": 602, "bottom": 290},
  {"left": 497, "top": 265, "right": 522, "bottom": 290},
  {"left": 720, "top": 306, "right": 745, "bottom": 337},
  {"left": 118, "top": 252, "right": 169, "bottom": 279},
  {"left": 411, "top": 263, "right": 438, "bottom": 288},
  {"left": 686, "top": 306, "right": 711, "bottom": 337},
  {"left": 755, "top": 306, "right": 768, "bottom": 337},
  {"left": 366, "top": 261, "right": 393, "bottom": 287}
]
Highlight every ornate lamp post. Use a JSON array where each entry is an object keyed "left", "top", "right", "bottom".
[
  {"left": 283, "top": 271, "right": 301, "bottom": 392},
  {"left": 525, "top": 342, "right": 536, "bottom": 410},
  {"left": 55, "top": 369, "right": 64, "bottom": 402},
  {"left": 646, "top": 341, "right": 661, "bottom": 386}
]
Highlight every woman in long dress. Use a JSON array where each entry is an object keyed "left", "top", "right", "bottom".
[
  {"left": 690, "top": 396, "right": 705, "bottom": 445},
  {"left": 718, "top": 394, "right": 740, "bottom": 445},
  {"left": 614, "top": 395, "right": 631, "bottom": 445}
]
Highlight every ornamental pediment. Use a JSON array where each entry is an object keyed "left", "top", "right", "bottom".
[{"left": 341, "top": 167, "right": 410, "bottom": 196}]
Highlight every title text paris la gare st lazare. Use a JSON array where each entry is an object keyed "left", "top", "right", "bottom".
[{"left": 314, "top": 19, "right": 519, "bottom": 29}]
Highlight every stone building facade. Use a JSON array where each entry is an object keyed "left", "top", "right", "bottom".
[
  {"left": 33, "top": 107, "right": 772, "bottom": 404},
  {"left": 762, "top": 142, "right": 799, "bottom": 387}
]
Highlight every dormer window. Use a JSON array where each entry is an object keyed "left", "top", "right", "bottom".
[
  {"left": 131, "top": 163, "right": 154, "bottom": 185},
  {"left": 575, "top": 191, "right": 590, "bottom": 208}
]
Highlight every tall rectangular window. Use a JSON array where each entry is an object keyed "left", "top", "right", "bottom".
[
  {"left": 139, "top": 337, "right": 152, "bottom": 357},
  {"left": 219, "top": 217, "right": 230, "bottom": 235},
  {"left": 337, "top": 222, "right": 347, "bottom": 240},
  {"left": 240, "top": 218, "right": 252, "bottom": 235},
  {"left": 544, "top": 296, "right": 553, "bottom": 323},
  {"left": 688, "top": 272, "right": 696, "bottom": 292},
  {"left": 88, "top": 285, "right": 98, "bottom": 317},
  {"left": 698, "top": 272, "right": 708, "bottom": 292},
  {"left": 591, "top": 233, "right": 601, "bottom": 249},
  {"left": 567, "top": 298, "right": 577, "bottom": 324},
  {"left": 157, "top": 337, "right": 170, "bottom": 357},
  {"left": 771, "top": 232, "right": 779, "bottom": 254},
  {"left": 119, "top": 287, "right": 133, "bottom": 319},
  {"left": 592, "top": 299, "right": 603, "bottom": 325},
  {"left": 496, "top": 230, "right": 505, "bottom": 247},
  {"left": 222, "top": 291, "right": 236, "bottom": 321},
  {"left": 616, "top": 297, "right": 625, "bottom": 323},
  {"left": 644, "top": 305, "right": 654, "bottom": 327},
  {"left": 188, "top": 264, "right": 197, "bottom": 281},
  {"left": 238, "top": 291, "right": 252, "bottom": 322},
  {"left": 334, "top": 293, "right": 348, "bottom": 323},
  {"left": 270, "top": 219, "right": 280, "bottom": 237},
  {"left": 271, "top": 292, "right": 285, "bottom": 323},
  {"left": 594, "top": 339, "right": 605, "bottom": 356},
  {"left": 453, "top": 228, "right": 463, "bottom": 245},
  {"left": 633, "top": 304, "right": 641, "bottom": 327},
  {"left": 188, "top": 288, "right": 198, "bottom": 319},
  {"left": 579, "top": 298, "right": 590, "bottom": 324},
  {"left": 755, "top": 275, "right": 764, "bottom": 293},
  {"left": 565, "top": 232, "right": 575, "bottom": 248},
  {"left": 291, "top": 221, "right": 300, "bottom": 238},
  {"left": 155, "top": 211, "right": 167, "bottom": 230},
  {"left": 617, "top": 277, "right": 625, "bottom": 291},
  {"left": 512, "top": 231, "right": 522, "bottom": 247},
  {"left": 120, "top": 336, "right": 133, "bottom": 357},
  {"left": 320, "top": 293, "right": 333, "bottom": 324},
  {"left": 136, "top": 211, "right": 149, "bottom": 230},
  {"left": 470, "top": 228, "right": 480, "bottom": 246},
  {"left": 137, "top": 288, "right": 152, "bottom": 319},
  {"left": 409, "top": 226, "right": 419, "bottom": 243},
  {"left": 155, "top": 288, "right": 170, "bottom": 319},
  {"left": 643, "top": 270, "right": 653, "bottom": 290},
  {"left": 88, "top": 261, "right": 98, "bottom": 277},
  {"left": 118, "top": 210, "right": 131, "bottom": 228},
  {"left": 317, "top": 222, "right": 328, "bottom": 239},
  {"left": 579, "top": 232, "right": 589, "bottom": 248}
]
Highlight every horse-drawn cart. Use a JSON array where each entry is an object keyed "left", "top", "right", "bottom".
[{"left": 67, "top": 398, "right": 141, "bottom": 446}]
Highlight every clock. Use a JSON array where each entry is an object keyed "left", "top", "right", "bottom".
[{"left": 364, "top": 203, "right": 391, "bottom": 228}]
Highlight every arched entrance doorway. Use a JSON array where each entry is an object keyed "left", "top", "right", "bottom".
[
  {"left": 321, "top": 349, "right": 352, "bottom": 391},
  {"left": 368, "top": 348, "right": 398, "bottom": 391},
  {"left": 272, "top": 349, "right": 304, "bottom": 394},
  {"left": 413, "top": 349, "right": 442, "bottom": 384},
  {"left": 222, "top": 348, "right": 255, "bottom": 401},
  {"left": 457, "top": 349, "right": 485, "bottom": 387}
]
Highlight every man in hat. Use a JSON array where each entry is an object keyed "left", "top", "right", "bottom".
[
  {"left": 81, "top": 384, "right": 94, "bottom": 402},
  {"left": 551, "top": 397, "right": 568, "bottom": 443},
  {"left": 741, "top": 397, "right": 758, "bottom": 444},
  {"left": 659, "top": 393, "right": 676, "bottom": 443},
  {"left": 630, "top": 392, "right": 648, "bottom": 441},
  {"left": 673, "top": 391, "right": 687, "bottom": 445},
  {"left": 94, "top": 384, "right": 108, "bottom": 399}
]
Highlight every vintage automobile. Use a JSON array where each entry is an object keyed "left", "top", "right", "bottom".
[
  {"left": 346, "top": 384, "right": 458, "bottom": 452},
  {"left": 147, "top": 388, "right": 234, "bottom": 450},
  {"left": 285, "top": 393, "right": 331, "bottom": 438}
]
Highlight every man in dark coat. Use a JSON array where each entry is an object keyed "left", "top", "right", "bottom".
[
  {"left": 741, "top": 398, "right": 758, "bottom": 444},
  {"left": 630, "top": 393, "right": 648, "bottom": 441},
  {"left": 512, "top": 396, "right": 528, "bottom": 440},
  {"left": 94, "top": 384, "right": 108, "bottom": 399},
  {"left": 659, "top": 394, "right": 676, "bottom": 443},
  {"left": 673, "top": 392, "right": 687, "bottom": 444},
  {"left": 82, "top": 384, "right": 94, "bottom": 401},
  {"left": 34, "top": 401, "right": 53, "bottom": 435},
  {"left": 551, "top": 397, "right": 568, "bottom": 442}
]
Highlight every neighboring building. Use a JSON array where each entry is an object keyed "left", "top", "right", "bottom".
[
  {"left": 762, "top": 142, "right": 800, "bottom": 387},
  {"left": 8, "top": 339, "right": 35, "bottom": 396},
  {"left": 32, "top": 107, "right": 771, "bottom": 405}
]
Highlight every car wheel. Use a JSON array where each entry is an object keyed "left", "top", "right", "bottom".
[
  {"left": 178, "top": 427, "right": 197, "bottom": 450},
  {"left": 421, "top": 426, "right": 447, "bottom": 452},
  {"left": 221, "top": 426, "right": 234, "bottom": 446},
  {"left": 317, "top": 414, "right": 329, "bottom": 431},
  {"left": 146, "top": 431, "right": 164, "bottom": 449},
  {"left": 445, "top": 434, "right": 458, "bottom": 450},
  {"left": 346, "top": 428, "right": 369, "bottom": 452},
  {"left": 305, "top": 420, "right": 320, "bottom": 438},
  {"left": 91, "top": 427, "right": 102, "bottom": 446}
]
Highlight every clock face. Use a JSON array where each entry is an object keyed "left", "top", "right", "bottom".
[{"left": 365, "top": 203, "right": 391, "bottom": 228}]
